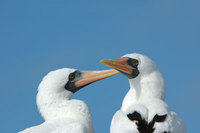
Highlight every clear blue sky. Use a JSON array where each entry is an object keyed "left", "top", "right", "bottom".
[{"left": 0, "top": 0, "right": 199, "bottom": 132}]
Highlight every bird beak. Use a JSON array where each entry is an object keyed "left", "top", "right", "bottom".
[
  {"left": 75, "top": 69, "right": 119, "bottom": 87},
  {"left": 100, "top": 58, "right": 133, "bottom": 75}
]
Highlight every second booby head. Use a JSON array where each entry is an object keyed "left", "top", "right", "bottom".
[
  {"left": 100, "top": 53, "right": 166, "bottom": 100},
  {"left": 100, "top": 53, "right": 185, "bottom": 133}
]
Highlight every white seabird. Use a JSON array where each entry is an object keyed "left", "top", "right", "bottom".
[
  {"left": 100, "top": 53, "right": 186, "bottom": 133},
  {"left": 19, "top": 68, "right": 119, "bottom": 133}
]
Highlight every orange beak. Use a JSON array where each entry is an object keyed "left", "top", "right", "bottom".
[
  {"left": 100, "top": 58, "right": 134, "bottom": 75},
  {"left": 75, "top": 69, "right": 119, "bottom": 87}
]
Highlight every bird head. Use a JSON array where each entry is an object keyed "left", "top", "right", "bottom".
[
  {"left": 37, "top": 68, "right": 119, "bottom": 99},
  {"left": 100, "top": 53, "right": 158, "bottom": 79}
]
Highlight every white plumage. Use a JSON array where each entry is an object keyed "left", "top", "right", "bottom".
[
  {"left": 19, "top": 68, "right": 118, "bottom": 133},
  {"left": 101, "top": 53, "right": 186, "bottom": 133}
]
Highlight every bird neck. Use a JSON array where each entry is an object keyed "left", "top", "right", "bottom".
[
  {"left": 122, "top": 70, "right": 166, "bottom": 111},
  {"left": 36, "top": 89, "right": 94, "bottom": 133},
  {"left": 37, "top": 89, "right": 70, "bottom": 119},
  {"left": 36, "top": 89, "right": 92, "bottom": 124}
]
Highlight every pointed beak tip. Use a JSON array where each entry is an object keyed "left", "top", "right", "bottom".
[
  {"left": 100, "top": 59, "right": 106, "bottom": 63},
  {"left": 112, "top": 69, "right": 120, "bottom": 74},
  {"left": 100, "top": 59, "right": 110, "bottom": 65}
]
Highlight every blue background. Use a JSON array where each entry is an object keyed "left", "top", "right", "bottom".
[{"left": 0, "top": 0, "right": 199, "bottom": 132}]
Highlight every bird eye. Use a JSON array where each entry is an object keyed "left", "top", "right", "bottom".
[
  {"left": 134, "top": 60, "right": 139, "bottom": 65},
  {"left": 69, "top": 73, "right": 75, "bottom": 80}
]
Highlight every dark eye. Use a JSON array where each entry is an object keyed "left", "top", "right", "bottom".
[
  {"left": 69, "top": 73, "right": 75, "bottom": 80},
  {"left": 134, "top": 60, "right": 139, "bottom": 66},
  {"left": 127, "top": 58, "right": 139, "bottom": 68}
]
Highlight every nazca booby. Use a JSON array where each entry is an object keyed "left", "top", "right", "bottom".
[
  {"left": 19, "top": 68, "right": 119, "bottom": 133},
  {"left": 100, "top": 53, "right": 186, "bottom": 133}
]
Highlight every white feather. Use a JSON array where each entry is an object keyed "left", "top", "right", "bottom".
[
  {"left": 110, "top": 53, "right": 186, "bottom": 133},
  {"left": 19, "top": 68, "right": 94, "bottom": 133}
]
